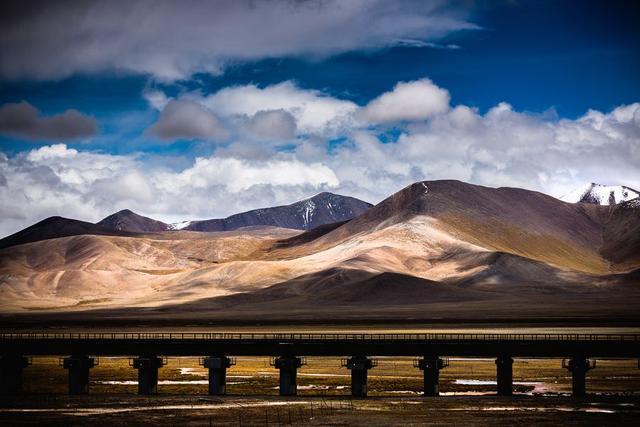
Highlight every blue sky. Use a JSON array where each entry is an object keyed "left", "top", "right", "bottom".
[{"left": 0, "top": 0, "right": 639, "bottom": 236}]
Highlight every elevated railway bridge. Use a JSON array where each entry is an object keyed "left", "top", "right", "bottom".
[{"left": 1, "top": 332, "right": 639, "bottom": 397}]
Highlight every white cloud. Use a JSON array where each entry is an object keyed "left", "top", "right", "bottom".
[
  {"left": 1, "top": 0, "right": 477, "bottom": 81},
  {"left": 146, "top": 81, "right": 358, "bottom": 142},
  {"left": 143, "top": 89, "right": 170, "bottom": 111},
  {"left": 146, "top": 100, "right": 229, "bottom": 141},
  {"left": 359, "top": 78, "right": 451, "bottom": 123},
  {"left": 197, "top": 81, "right": 358, "bottom": 136},
  {"left": 327, "top": 101, "right": 640, "bottom": 201},
  {"left": 160, "top": 157, "right": 338, "bottom": 193},
  {"left": 26, "top": 143, "right": 78, "bottom": 161},
  {"left": 0, "top": 144, "right": 340, "bottom": 236}
]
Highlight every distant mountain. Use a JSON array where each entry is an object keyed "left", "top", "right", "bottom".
[
  {"left": 0, "top": 216, "right": 134, "bottom": 250},
  {"left": 561, "top": 183, "right": 640, "bottom": 206},
  {"left": 0, "top": 192, "right": 372, "bottom": 249},
  {"left": 184, "top": 192, "right": 373, "bottom": 232},
  {"left": 96, "top": 209, "right": 168, "bottom": 233}
]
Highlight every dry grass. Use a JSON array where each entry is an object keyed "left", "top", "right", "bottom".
[
  {"left": 4, "top": 356, "right": 639, "bottom": 426},
  {"left": 18, "top": 355, "right": 640, "bottom": 396}
]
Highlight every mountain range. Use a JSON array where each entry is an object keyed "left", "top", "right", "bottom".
[
  {"left": 0, "top": 192, "right": 372, "bottom": 249},
  {"left": 95, "top": 192, "right": 372, "bottom": 233},
  {"left": 0, "top": 180, "right": 639, "bottom": 321}
]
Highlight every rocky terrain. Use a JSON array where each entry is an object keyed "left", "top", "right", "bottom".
[{"left": 0, "top": 180, "right": 638, "bottom": 321}]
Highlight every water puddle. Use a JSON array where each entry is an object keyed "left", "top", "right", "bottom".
[
  {"left": 447, "top": 406, "right": 617, "bottom": 414},
  {"left": 0, "top": 401, "right": 317, "bottom": 416},
  {"left": 270, "top": 384, "right": 348, "bottom": 390},
  {"left": 178, "top": 368, "right": 206, "bottom": 376},
  {"left": 453, "top": 379, "right": 562, "bottom": 395},
  {"left": 440, "top": 391, "right": 493, "bottom": 396},
  {"left": 454, "top": 379, "right": 540, "bottom": 386}
]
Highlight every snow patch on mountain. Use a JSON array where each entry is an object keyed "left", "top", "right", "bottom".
[
  {"left": 301, "top": 200, "right": 316, "bottom": 228},
  {"left": 561, "top": 183, "right": 640, "bottom": 206},
  {"left": 168, "top": 221, "right": 192, "bottom": 230}
]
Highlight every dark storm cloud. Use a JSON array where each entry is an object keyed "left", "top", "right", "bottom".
[
  {"left": 0, "top": 0, "right": 476, "bottom": 81},
  {"left": 146, "top": 100, "right": 229, "bottom": 141},
  {"left": 246, "top": 109, "right": 297, "bottom": 140},
  {"left": 0, "top": 101, "right": 98, "bottom": 141}
]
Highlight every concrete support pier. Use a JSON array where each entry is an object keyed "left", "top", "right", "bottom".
[
  {"left": 416, "top": 357, "right": 448, "bottom": 396},
  {"left": 202, "top": 356, "right": 235, "bottom": 395},
  {"left": 563, "top": 357, "right": 595, "bottom": 397},
  {"left": 0, "top": 355, "right": 29, "bottom": 394},
  {"left": 344, "top": 356, "right": 376, "bottom": 397},
  {"left": 63, "top": 355, "right": 96, "bottom": 395},
  {"left": 496, "top": 355, "right": 513, "bottom": 396},
  {"left": 132, "top": 356, "right": 165, "bottom": 395},
  {"left": 273, "top": 356, "right": 303, "bottom": 396}
]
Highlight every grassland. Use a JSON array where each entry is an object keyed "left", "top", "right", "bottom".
[{"left": 1, "top": 354, "right": 638, "bottom": 425}]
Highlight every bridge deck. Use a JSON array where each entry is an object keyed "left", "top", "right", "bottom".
[{"left": 2, "top": 333, "right": 639, "bottom": 358}]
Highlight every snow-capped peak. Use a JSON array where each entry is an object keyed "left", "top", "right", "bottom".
[
  {"left": 561, "top": 183, "right": 640, "bottom": 206},
  {"left": 168, "top": 220, "right": 192, "bottom": 230}
]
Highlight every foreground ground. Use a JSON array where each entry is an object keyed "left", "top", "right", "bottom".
[
  {"left": 1, "top": 352, "right": 639, "bottom": 425},
  {"left": 2, "top": 394, "right": 639, "bottom": 426}
]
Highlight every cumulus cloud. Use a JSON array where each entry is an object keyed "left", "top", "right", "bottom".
[
  {"left": 159, "top": 157, "right": 338, "bottom": 193},
  {"left": 324, "top": 101, "right": 640, "bottom": 202},
  {"left": 146, "top": 100, "right": 229, "bottom": 141},
  {"left": 198, "top": 81, "right": 358, "bottom": 136},
  {"left": 245, "top": 110, "right": 297, "bottom": 140},
  {"left": 0, "top": 0, "right": 477, "bottom": 81},
  {"left": 0, "top": 101, "right": 98, "bottom": 141},
  {"left": 146, "top": 81, "right": 358, "bottom": 143},
  {"left": 359, "top": 78, "right": 451, "bottom": 123},
  {"left": 0, "top": 144, "right": 339, "bottom": 236}
]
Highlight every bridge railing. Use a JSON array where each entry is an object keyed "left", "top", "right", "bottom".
[{"left": 0, "top": 332, "right": 639, "bottom": 342}]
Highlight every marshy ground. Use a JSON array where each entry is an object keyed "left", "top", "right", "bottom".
[{"left": 1, "top": 355, "right": 639, "bottom": 425}]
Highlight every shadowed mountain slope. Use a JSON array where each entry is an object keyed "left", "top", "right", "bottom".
[
  {"left": 185, "top": 192, "right": 372, "bottom": 232},
  {"left": 97, "top": 209, "right": 169, "bottom": 232},
  {"left": 0, "top": 217, "right": 136, "bottom": 250}
]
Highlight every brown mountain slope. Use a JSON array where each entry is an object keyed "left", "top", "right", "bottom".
[
  {"left": 0, "top": 216, "right": 136, "bottom": 250},
  {"left": 599, "top": 200, "right": 640, "bottom": 271},
  {"left": 272, "top": 180, "right": 637, "bottom": 274}
]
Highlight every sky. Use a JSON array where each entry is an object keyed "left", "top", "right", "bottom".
[{"left": 0, "top": 0, "right": 639, "bottom": 237}]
